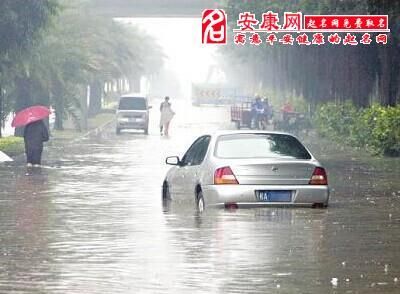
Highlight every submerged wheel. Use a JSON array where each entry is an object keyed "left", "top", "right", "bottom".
[
  {"left": 162, "top": 181, "right": 171, "bottom": 200},
  {"left": 312, "top": 203, "right": 327, "bottom": 209},
  {"left": 162, "top": 182, "right": 171, "bottom": 212},
  {"left": 196, "top": 190, "right": 205, "bottom": 213}
]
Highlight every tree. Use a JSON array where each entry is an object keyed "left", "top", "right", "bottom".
[
  {"left": 0, "top": 0, "right": 59, "bottom": 137},
  {"left": 221, "top": 0, "right": 399, "bottom": 110},
  {"left": 7, "top": 0, "right": 164, "bottom": 132}
]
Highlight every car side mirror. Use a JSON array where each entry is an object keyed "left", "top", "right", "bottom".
[
  {"left": 148, "top": 106, "right": 153, "bottom": 109},
  {"left": 166, "top": 156, "right": 180, "bottom": 166}
]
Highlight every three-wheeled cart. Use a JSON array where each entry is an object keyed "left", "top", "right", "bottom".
[{"left": 230, "top": 101, "right": 253, "bottom": 129}]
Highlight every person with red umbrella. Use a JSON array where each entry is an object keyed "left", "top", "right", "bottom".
[{"left": 12, "top": 106, "right": 50, "bottom": 167}]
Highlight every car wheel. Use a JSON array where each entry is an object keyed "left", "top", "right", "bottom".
[
  {"left": 116, "top": 127, "right": 121, "bottom": 135},
  {"left": 196, "top": 190, "right": 205, "bottom": 213},
  {"left": 312, "top": 203, "right": 326, "bottom": 209},
  {"left": 162, "top": 181, "right": 170, "bottom": 200}
]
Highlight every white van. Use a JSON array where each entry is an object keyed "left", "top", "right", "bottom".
[{"left": 116, "top": 94, "right": 151, "bottom": 134}]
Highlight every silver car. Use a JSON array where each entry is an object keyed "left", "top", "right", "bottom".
[
  {"left": 162, "top": 131, "right": 329, "bottom": 211},
  {"left": 116, "top": 94, "right": 151, "bottom": 134}
]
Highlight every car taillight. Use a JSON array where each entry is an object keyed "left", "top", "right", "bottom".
[
  {"left": 309, "top": 167, "right": 328, "bottom": 185},
  {"left": 214, "top": 166, "right": 239, "bottom": 185}
]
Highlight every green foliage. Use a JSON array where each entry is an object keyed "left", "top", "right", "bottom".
[
  {"left": 314, "top": 101, "right": 358, "bottom": 138},
  {"left": 221, "top": 0, "right": 400, "bottom": 107},
  {"left": 0, "top": 0, "right": 59, "bottom": 136},
  {"left": 0, "top": 0, "right": 164, "bottom": 134},
  {"left": 0, "top": 136, "right": 24, "bottom": 156},
  {"left": 0, "top": 0, "right": 59, "bottom": 56},
  {"left": 366, "top": 105, "right": 400, "bottom": 155},
  {"left": 314, "top": 102, "right": 400, "bottom": 156}
]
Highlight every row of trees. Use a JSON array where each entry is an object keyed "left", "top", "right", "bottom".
[
  {"left": 221, "top": 0, "right": 400, "bottom": 108},
  {"left": 0, "top": 0, "right": 164, "bottom": 136},
  {"left": 0, "top": 0, "right": 58, "bottom": 136}
]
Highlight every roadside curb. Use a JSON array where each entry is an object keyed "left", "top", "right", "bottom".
[
  {"left": 1, "top": 117, "right": 115, "bottom": 164},
  {"left": 70, "top": 117, "right": 115, "bottom": 143}
]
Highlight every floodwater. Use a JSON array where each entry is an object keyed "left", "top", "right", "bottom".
[{"left": 0, "top": 101, "right": 399, "bottom": 293}]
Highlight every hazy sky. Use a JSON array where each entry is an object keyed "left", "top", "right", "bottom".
[{"left": 117, "top": 18, "right": 218, "bottom": 97}]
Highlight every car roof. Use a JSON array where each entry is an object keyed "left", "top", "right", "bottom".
[
  {"left": 120, "top": 93, "right": 147, "bottom": 99},
  {"left": 207, "top": 130, "right": 315, "bottom": 160},
  {"left": 212, "top": 130, "right": 295, "bottom": 137}
]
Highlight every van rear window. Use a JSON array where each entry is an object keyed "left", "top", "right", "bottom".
[{"left": 118, "top": 97, "right": 146, "bottom": 110}]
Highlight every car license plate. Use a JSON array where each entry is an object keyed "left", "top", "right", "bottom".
[{"left": 257, "top": 190, "right": 292, "bottom": 202}]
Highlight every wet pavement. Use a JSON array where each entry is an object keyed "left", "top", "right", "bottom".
[{"left": 0, "top": 101, "right": 399, "bottom": 293}]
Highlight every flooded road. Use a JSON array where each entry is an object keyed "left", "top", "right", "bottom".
[{"left": 0, "top": 101, "right": 399, "bottom": 293}]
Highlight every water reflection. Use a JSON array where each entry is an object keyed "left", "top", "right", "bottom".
[
  {"left": 0, "top": 104, "right": 399, "bottom": 293},
  {"left": 0, "top": 169, "right": 55, "bottom": 293},
  {"left": 161, "top": 205, "right": 330, "bottom": 293}
]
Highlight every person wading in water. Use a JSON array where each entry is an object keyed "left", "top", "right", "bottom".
[{"left": 159, "top": 96, "right": 175, "bottom": 136}]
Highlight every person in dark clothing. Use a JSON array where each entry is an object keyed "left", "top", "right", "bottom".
[
  {"left": 23, "top": 120, "right": 49, "bottom": 167},
  {"left": 251, "top": 97, "right": 265, "bottom": 129}
]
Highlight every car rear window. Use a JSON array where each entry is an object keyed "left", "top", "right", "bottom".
[
  {"left": 118, "top": 97, "right": 146, "bottom": 110},
  {"left": 215, "top": 134, "right": 312, "bottom": 159}
]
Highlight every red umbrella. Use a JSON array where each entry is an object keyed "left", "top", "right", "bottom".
[{"left": 11, "top": 105, "right": 51, "bottom": 128}]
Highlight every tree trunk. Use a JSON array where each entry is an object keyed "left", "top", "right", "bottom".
[
  {"left": 88, "top": 80, "right": 103, "bottom": 116},
  {"left": 81, "top": 85, "right": 88, "bottom": 130},
  {"left": 377, "top": 28, "right": 399, "bottom": 106},
  {"left": 378, "top": 45, "right": 391, "bottom": 106},
  {"left": 14, "top": 76, "right": 32, "bottom": 136},
  {"left": 0, "top": 86, "right": 3, "bottom": 138},
  {"left": 54, "top": 105, "right": 63, "bottom": 130},
  {"left": 129, "top": 76, "right": 141, "bottom": 93},
  {"left": 53, "top": 80, "right": 64, "bottom": 130}
]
